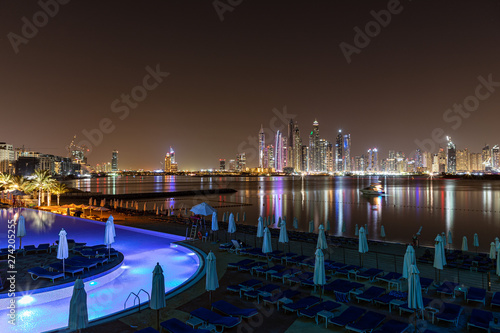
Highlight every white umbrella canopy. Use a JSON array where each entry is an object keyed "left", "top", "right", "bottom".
[
  {"left": 355, "top": 224, "right": 359, "bottom": 236},
  {"left": 433, "top": 235, "right": 445, "bottom": 270},
  {"left": 313, "top": 248, "right": 326, "bottom": 294},
  {"left": 490, "top": 242, "right": 497, "bottom": 259},
  {"left": 243, "top": 211, "right": 246, "bottom": 221},
  {"left": 211, "top": 212, "right": 219, "bottom": 231},
  {"left": 358, "top": 227, "right": 369, "bottom": 254},
  {"left": 68, "top": 278, "right": 89, "bottom": 331},
  {"left": 190, "top": 202, "right": 217, "bottom": 216},
  {"left": 448, "top": 230, "right": 453, "bottom": 248},
  {"left": 278, "top": 219, "right": 289, "bottom": 244},
  {"left": 228, "top": 213, "right": 237, "bottom": 233},
  {"left": 205, "top": 251, "right": 219, "bottom": 303},
  {"left": 407, "top": 264, "right": 423, "bottom": 311},
  {"left": 317, "top": 225, "right": 328, "bottom": 250},
  {"left": 341, "top": 221, "right": 346, "bottom": 233},
  {"left": 104, "top": 220, "right": 116, "bottom": 259},
  {"left": 236, "top": 212, "right": 240, "bottom": 222},
  {"left": 474, "top": 233, "right": 479, "bottom": 248},
  {"left": 17, "top": 215, "right": 26, "bottom": 249},
  {"left": 365, "top": 224, "right": 368, "bottom": 236},
  {"left": 462, "top": 236, "right": 468, "bottom": 252},
  {"left": 309, "top": 221, "right": 314, "bottom": 233},
  {"left": 88, "top": 198, "right": 92, "bottom": 206},
  {"left": 293, "top": 217, "right": 298, "bottom": 229},
  {"left": 257, "top": 217, "right": 264, "bottom": 238},
  {"left": 402, "top": 245, "right": 416, "bottom": 279},
  {"left": 57, "top": 228, "right": 69, "bottom": 274},
  {"left": 381, "top": 225, "right": 386, "bottom": 238},
  {"left": 151, "top": 262, "right": 166, "bottom": 330},
  {"left": 326, "top": 220, "right": 330, "bottom": 232},
  {"left": 496, "top": 237, "right": 500, "bottom": 251},
  {"left": 262, "top": 227, "right": 272, "bottom": 254},
  {"left": 107, "top": 215, "right": 116, "bottom": 237}
]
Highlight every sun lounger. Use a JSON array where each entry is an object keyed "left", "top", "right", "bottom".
[
  {"left": 334, "top": 264, "right": 361, "bottom": 278},
  {"left": 356, "top": 268, "right": 384, "bottom": 282},
  {"left": 328, "top": 306, "right": 366, "bottom": 327},
  {"left": 356, "top": 286, "right": 386, "bottom": 303},
  {"left": 218, "top": 243, "right": 232, "bottom": 251},
  {"left": 324, "top": 279, "right": 363, "bottom": 303},
  {"left": 243, "top": 284, "right": 280, "bottom": 302},
  {"left": 227, "top": 259, "right": 254, "bottom": 269},
  {"left": 436, "top": 281, "right": 458, "bottom": 297},
  {"left": 466, "top": 287, "right": 486, "bottom": 305},
  {"left": 270, "top": 268, "right": 301, "bottom": 283},
  {"left": 286, "top": 255, "right": 308, "bottom": 265},
  {"left": 420, "top": 277, "right": 433, "bottom": 293},
  {"left": 96, "top": 248, "right": 119, "bottom": 257},
  {"left": 282, "top": 295, "right": 321, "bottom": 314},
  {"left": 72, "top": 255, "right": 108, "bottom": 266},
  {"left": 36, "top": 243, "right": 50, "bottom": 253},
  {"left": 377, "top": 272, "right": 402, "bottom": 287},
  {"left": 467, "top": 309, "right": 493, "bottom": 331},
  {"left": 24, "top": 245, "right": 37, "bottom": 254},
  {"left": 160, "top": 318, "right": 211, "bottom": 333},
  {"left": 492, "top": 291, "right": 500, "bottom": 307},
  {"left": 287, "top": 272, "right": 313, "bottom": 285},
  {"left": 66, "top": 258, "right": 98, "bottom": 271},
  {"left": 399, "top": 297, "right": 432, "bottom": 315},
  {"left": 189, "top": 307, "right": 241, "bottom": 331},
  {"left": 435, "top": 302, "right": 462, "bottom": 327},
  {"left": 262, "top": 289, "right": 301, "bottom": 309},
  {"left": 28, "top": 267, "right": 65, "bottom": 282},
  {"left": 373, "top": 319, "right": 411, "bottom": 333},
  {"left": 253, "top": 265, "right": 286, "bottom": 279},
  {"left": 48, "top": 262, "right": 84, "bottom": 277},
  {"left": 211, "top": 300, "right": 258, "bottom": 318},
  {"left": 238, "top": 261, "right": 266, "bottom": 272},
  {"left": 373, "top": 290, "right": 407, "bottom": 307},
  {"left": 227, "top": 279, "right": 263, "bottom": 297},
  {"left": 298, "top": 300, "right": 341, "bottom": 318},
  {"left": 239, "top": 247, "right": 260, "bottom": 256},
  {"left": 345, "top": 310, "right": 385, "bottom": 333}
]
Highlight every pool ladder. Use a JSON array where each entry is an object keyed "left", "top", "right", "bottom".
[{"left": 124, "top": 289, "right": 150, "bottom": 312}]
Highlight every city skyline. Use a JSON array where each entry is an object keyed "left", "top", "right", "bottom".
[{"left": 1, "top": 1, "right": 499, "bottom": 170}]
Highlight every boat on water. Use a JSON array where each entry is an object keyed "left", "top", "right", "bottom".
[{"left": 360, "top": 183, "right": 386, "bottom": 195}]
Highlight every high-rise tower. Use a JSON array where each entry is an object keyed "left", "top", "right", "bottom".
[
  {"left": 111, "top": 150, "right": 118, "bottom": 171},
  {"left": 259, "top": 125, "right": 265, "bottom": 168},
  {"left": 335, "top": 130, "right": 343, "bottom": 172}
]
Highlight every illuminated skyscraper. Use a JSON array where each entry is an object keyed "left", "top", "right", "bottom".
[
  {"left": 343, "top": 133, "right": 351, "bottom": 172},
  {"left": 456, "top": 149, "right": 469, "bottom": 173},
  {"left": 237, "top": 153, "right": 246, "bottom": 171},
  {"left": 292, "top": 122, "right": 302, "bottom": 171},
  {"left": 219, "top": 159, "right": 226, "bottom": 171},
  {"left": 111, "top": 150, "right": 118, "bottom": 171},
  {"left": 258, "top": 125, "right": 265, "bottom": 168},
  {"left": 287, "top": 119, "right": 294, "bottom": 168},
  {"left": 367, "top": 148, "right": 378, "bottom": 172},
  {"left": 482, "top": 144, "right": 491, "bottom": 170},
  {"left": 335, "top": 130, "right": 343, "bottom": 172},
  {"left": 492, "top": 145, "right": 500, "bottom": 170},
  {"left": 312, "top": 120, "right": 320, "bottom": 171},
  {"left": 275, "top": 130, "right": 283, "bottom": 171},
  {"left": 302, "top": 146, "right": 309, "bottom": 172},
  {"left": 446, "top": 137, "right": 456, "bottom": 174},
  {"left": 387, "top": 150, "right": 396, "bottom": 172}
]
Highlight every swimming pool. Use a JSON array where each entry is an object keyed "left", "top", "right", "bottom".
[{"left": 0, "top": 208, "right": 203, "bottom": 332}]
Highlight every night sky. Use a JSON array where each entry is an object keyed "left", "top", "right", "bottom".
[{"left": 1, "top": 0, "right": 499, "bottom": 170}]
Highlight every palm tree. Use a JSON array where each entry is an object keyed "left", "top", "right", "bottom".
[
  {"left": 10, "top": 175, "right": 31, "bottom": 193},
  {"left": 52, "top": 182, "right": 69, "bottom": 206},
  {"left": 0, "top": 172, "right": 13, "bottom": 191},
  {"left": 28, "top": 170, "right": 55, "bottom": 206}
]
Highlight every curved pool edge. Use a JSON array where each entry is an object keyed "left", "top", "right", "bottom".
[{"left": 45, "top": 241, "right": 206, "bottom": 333}]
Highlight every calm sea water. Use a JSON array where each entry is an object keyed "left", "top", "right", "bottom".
[{"left": 65, "top": 176, "right": 500, "bottom": 251}]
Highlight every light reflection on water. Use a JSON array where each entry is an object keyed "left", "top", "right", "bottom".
[{"left": 66, "top": 176, "right": 500, "bottom": 251}]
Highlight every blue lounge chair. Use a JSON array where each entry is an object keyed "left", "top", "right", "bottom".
[
  {"left": 399, "top": 297, "right": 432, "bottom": 315},
  {"left": 467, "top": 309, "right": 493, "bottom": 331},
  {"left": 66, "top": 258, "right": 98, "bottom": 271},
  {"left": 298, "top": 300, "right": 341, "bottom": 319},
  {"left": 356, "top": 286, "right": 386, "bottom": 303},
  {"left": 287, "top": 272, "right": 313, "bottom": 285},
  {"left": 420, "top": 277, "right": 433, "bottom": 293},
  {"left": 373, "top": 319, "right": 411, "bottom": 333},
  {"left": 436, "top": 281, "right": 458, "bottom": 297},
  {"left": 466, "top": 287, "right": 486, "bottom": 305},
  {"left": 48, "top": 263, "right": 84, "bottom": 277},
  {"left": 435, "top": 302, "right": 462, "bottom": 327},
  {"left": 160, "top": 318, "right": 211, "bottom": 333},
  {"left": 227, "top": 259, "right": 254, "bottom": 269},
  {"left": 270, "top": 268, "right": 301, "bottom": 283},
  {"left": 24, "top": 245, "right": 37, "bottom": 254},
  {"left": 211, "top": 300, "right": 258, "bottom": 318},
  {"left": 282, "top": 295, "right": 321, "bottom": 314},
  {"left": 27, "top": 267, "right": 65, "bottom": 282},
  {"left": 37, "top": 243, "right": 50, "bottom": 253},
  {"left": 97, "top": 248, "right": 119, "bottom": 257},
  {"left": 262, "top": 289, "right": 301, "bottom": 309},
  {"left": 328, "top": 306, "right": 366, "bottom": 327},
  {"left": 243, "top": 284, "right": 280, "bottom": 302},
  {"left": 327, "top": 280, "right": 364, "bottom": 303},
  {"left": 253, "top": 265, "right": 286, "bottom": 279},
  {"left": 286, "top": 255, "right": 309, "bottom": 265},
  {"left": 373, "top": 290, "right": 407, "bottom": 307},
  {"left": 377, "top": 272, "right": 402, "bottom": 288},
  {"left": 239, "top": 261, "right": 267, "bottom": 272},
  {"left": 227, "top": 279, "right": 263, "bottom": 297},
  {"left": 356, "top": 268, "right": 383, "bottom": 282},
  {"left": 492, "top": 291, "right": 500, "bottom": 307},
  {"left": 345, "top": 311, "right": 385, "bottom": 332},
  {"left": 189, "top": 307, "right": 241, "bottom": 331},
  {"left": 334, "top": 264, "right": 361, "bottom": 278}
]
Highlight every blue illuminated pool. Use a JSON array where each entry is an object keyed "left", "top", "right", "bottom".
[{"left": 0, "top": 208, "right": 203, "bottom": 333}]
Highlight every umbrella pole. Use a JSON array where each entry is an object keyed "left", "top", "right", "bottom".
[
  {"left": 157, "top": 309, "right": 160, "bottom": 331},
  {"left": 19, "top": 237, "right": 22, "bottom": 250}
]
